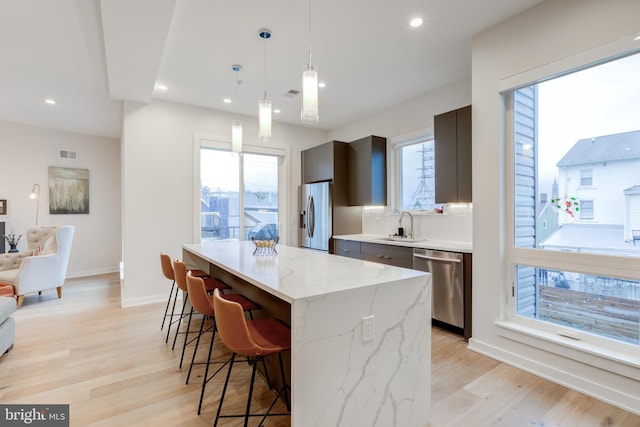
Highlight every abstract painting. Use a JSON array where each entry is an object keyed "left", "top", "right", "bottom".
[{"left": 49, "top": 167, "right": 90, "bottom": 214}]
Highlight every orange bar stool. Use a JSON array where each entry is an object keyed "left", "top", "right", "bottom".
[
  {"left": 212, "top": 288, "right": 291, "bottom": 426},
  {"left": 172, "top": 260, "right": 230, "bottom": 368},
  {"left": 160, "top": 253, "right": 210, "bottom": 342},
  {"left": 185, "top": 272, "right": 261, "bottom": 415}
]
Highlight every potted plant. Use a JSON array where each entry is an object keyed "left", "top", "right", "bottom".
[{"left": 3, "top": 233, "right": 21, "bottom": 253}]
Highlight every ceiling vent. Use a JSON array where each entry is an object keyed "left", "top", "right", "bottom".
[
  {"left": 284, "top": 89, "right": 300, "bottom": 97},
  {"left": 59, "top": 150, "right": 77, "bottom": 160}
]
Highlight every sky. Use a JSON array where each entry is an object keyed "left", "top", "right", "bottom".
[
  {"left": 200, "top": 150, "right": 278, "bottom": 193},
  {"left": 537, "top": 52, "right": 640, "bottom": 195}
]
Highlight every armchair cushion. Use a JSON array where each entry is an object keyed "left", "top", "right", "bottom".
[{"left": 41, "top": 237, "right": 56, "bottom": 255}]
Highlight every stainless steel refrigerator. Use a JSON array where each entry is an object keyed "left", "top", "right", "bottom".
[{"left": 300, "top": 182, "right": 332, "bottom": 251}]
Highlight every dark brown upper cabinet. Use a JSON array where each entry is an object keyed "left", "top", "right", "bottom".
[
  {"left": 301, "top": 140, "right": 350, "bottom": 206},
  {"left": 348, "top": 135, "right": 387, "bottom": 206},
  {"left": 434, "top": 105, "right": 472, "bottom": 203}
]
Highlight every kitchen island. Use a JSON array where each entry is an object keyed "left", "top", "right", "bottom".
[{"left": 183, "top": 240, "right": 431, "bottom": 427}]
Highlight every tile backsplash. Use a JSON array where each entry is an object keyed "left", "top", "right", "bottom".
[{"left": 362, "top": 204, "right": 472, "bottom": 243}]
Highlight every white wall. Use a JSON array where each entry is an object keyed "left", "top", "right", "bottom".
[
  {"left": 471, "top": 0, "right": 640, "bottom": 413},
  {"left": 121, "top": 99, "right": 328, "bottom": 306},
  {"left": 0, "top": 120, "right": 121, "bottom": 277}
]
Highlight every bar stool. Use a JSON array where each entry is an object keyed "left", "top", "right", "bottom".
[
  {"left": 172, "top": 259, "right": 231, "bottom": 368},
  {"left": 212, "top": 288, "right": 291, "bottom": 426},
  {"left": 160, "top": 253, "right": 209, "bottom": 342},
  {"left": 185, "top": 272, "right": 262, "bottom": 415}
]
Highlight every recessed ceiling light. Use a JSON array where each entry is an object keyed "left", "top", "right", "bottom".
[
  {"left": 223, "top": 98, "right": 232, "bottom": 104},
  {"left": 274, "top": 109, "right": 281, "bottom": 114},
  {"left": 45, "top": 99, "right": 56, "bottom": 105},
  {"left": 318, "top": 82, "right": 326, "bottom": 88},
  {"left": 634, "top": 32, "right": 640, "bottom": 41},
  {"left": 410, "top": 17, "right": 423, "bottom": 28},
  {"left": 156, "top": 84, "right": 168, "bottom": 91}
]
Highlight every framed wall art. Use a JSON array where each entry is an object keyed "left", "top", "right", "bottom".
[
  {"left": 0, "top": 199, "right": 6, "bottom": 215},
  {"left": 49, "top": 167, "right": 90, "bottom": 214}
]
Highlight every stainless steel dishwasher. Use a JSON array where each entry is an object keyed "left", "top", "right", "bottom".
[{"left": 413, "top": 248, "right": 464, "bottom": 329}]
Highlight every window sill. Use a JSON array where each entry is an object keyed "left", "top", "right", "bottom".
[{"left": 495, "top": 320, "right": 640, "bottom": 380}]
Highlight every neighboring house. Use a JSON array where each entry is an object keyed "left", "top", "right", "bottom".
[
  {"left": 536, "top": 192, "right": 559, "bottom": 245},
  {"left": 555, "top": 130, "right": 640, "bottom": 242},
  {"left": 624, "top": 185, "right": 640, "bottom": 241}
]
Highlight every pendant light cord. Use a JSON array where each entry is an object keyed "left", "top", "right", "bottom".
[
  {"left": 264, "top": 35, "right": 268, "bottom": 98},
  {"left": 307, "top": 0, "right": 312, "bottom": 64},
  {"left": 235, "top": 68, "right": 239, "bottom": 117}
]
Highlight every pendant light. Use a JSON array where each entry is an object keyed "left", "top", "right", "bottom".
[
  {"left": 301, "top": 0, "right": 319, "bottom": 123},
  {"left": 231, "top": 64, "right": 243, "bottom": 153},
  {"left": 258, "top": 29, "right": 272, "bottom": 142}
]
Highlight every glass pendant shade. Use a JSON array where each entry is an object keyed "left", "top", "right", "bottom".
[
  {"left": 259, "top": 97, "right": 272, "bottom": 142},
  {"left": 301, "top": 63, "right": 319, "bottom": 123},
  {"left": 231, "top": 118, "right": 242, "bottom": 153}
]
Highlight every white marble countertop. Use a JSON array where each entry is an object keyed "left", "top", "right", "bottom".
[
  {"left": 333, "top": 233, "right": 473, "bottom": 253},
  {"left": 183, "top": 240, "right": 427, "bottom": 303}
]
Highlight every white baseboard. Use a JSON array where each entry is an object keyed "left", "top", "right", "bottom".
[
  {"left": 467, "top": 337, "right": 640, "bottom": 415},
  {"left": 66, "top": 267, "right": 119, "bottom": 279}
]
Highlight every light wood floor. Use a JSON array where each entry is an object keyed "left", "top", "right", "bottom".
[{"left": 1, "top": 274, "right": 638, "bottom": 426}]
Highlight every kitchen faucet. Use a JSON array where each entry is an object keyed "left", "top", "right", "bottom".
[{"left": 398, "top": 211, "right": 414, "bottom": 239}]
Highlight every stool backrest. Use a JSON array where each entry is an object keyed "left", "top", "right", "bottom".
[
  {"left": 172, "top": 259, "right": 188, "bottom": 292},
  {"left": 186, "top": 271, "right": 214, "bottom": 317},
  {"left": 160, "top": 253, "right": 175, "bottom": 281},
  {"left": 213, "top": 289, "right": 263, "bottom": 356}
]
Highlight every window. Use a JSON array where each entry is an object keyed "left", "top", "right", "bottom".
[
  {"left": 580, "top": 169, "right": 593, "bottom": 186},
  {"left": 394, "top": 137, "right": 442, "bottom": 212},
  {"left": 580, "top": 200, "right": 594, "bottom": 220},
  {"left": 199, "top": 144, "right": 283, "bottom": 242},
  {"left": 508, "top": 51, "right": 640, "bottom": 347}
]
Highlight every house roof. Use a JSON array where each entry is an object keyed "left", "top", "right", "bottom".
[
  {"left": 556, "top": 130, "right": 640, "bottom": 167},
  {"left": 624, "top": 185, "right": 640, "bottom": 195},
  {"left": 540, "top": 223, "right": 640, "bottom": 256}
]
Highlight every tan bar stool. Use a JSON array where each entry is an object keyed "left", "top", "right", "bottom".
[
  {"left": 212, "top": 288, "right": 291, "bottom": 426},
  {"left": 160, "top": 253, "right": 210, "bottom": 342},
  {"left": 171, "top": 259, "right": 230, "bottom": 368},
  {"left": 185, "top": 271, "right": 261, "bottom": 415}
]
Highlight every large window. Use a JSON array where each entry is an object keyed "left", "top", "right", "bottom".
[
  {"left": 509, "top": 51, "right": 640, "bottom": 347},
  {"left": 394, "top": 137, "right": 442, "bottom": 212},
  {"left": 200, "top": 147, "right": 281, "bottom": 242}
]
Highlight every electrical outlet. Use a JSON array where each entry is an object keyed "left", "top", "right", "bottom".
[{"left": 362, "top": 315, "right": 375, "bottom": 342}]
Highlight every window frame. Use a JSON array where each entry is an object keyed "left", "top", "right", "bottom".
[
  {"left": 192, "top": 134, "right": 289, "bottom": 244},
  {"left": 390, "top": 128, "right": 440, "bottom": 214},
  {"left": 501, "top": 46, "right": 640, "bottom": 364},
  {"left": 579, "top": 199, "right": 594, "bottom": 220},
  {"left": 580, "top": 168, "right": 593, "bottom": 187}
]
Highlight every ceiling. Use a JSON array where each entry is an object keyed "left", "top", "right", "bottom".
[{"left": 0, "top": 0, "right": 542, "bottom": 139}]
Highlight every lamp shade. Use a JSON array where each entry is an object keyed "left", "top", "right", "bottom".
[
  {"left": 301, "top": 63, "right": 319, "bottom": 123},
  {"left": 258, "top": 97, "right": 272, "bottom": 142},
  {"left": 231, "top": 118, "right": 243, "bottom": 153}
]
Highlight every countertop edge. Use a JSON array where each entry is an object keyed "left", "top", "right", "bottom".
[{"left": 333, "top": 234, "right": 473, "bottom": 253}]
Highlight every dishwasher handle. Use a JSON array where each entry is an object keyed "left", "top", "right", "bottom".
[{"left": 413, "top": 253, "right": 462, "bottom": 263}]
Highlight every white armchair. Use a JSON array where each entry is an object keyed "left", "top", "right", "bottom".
[{"left": 0, "top": 225, "right": 74, "bottom": 308}]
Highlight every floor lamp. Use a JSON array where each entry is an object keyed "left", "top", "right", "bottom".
[{"left": 30, "top": 184, "right": 40, "bottom": 226}]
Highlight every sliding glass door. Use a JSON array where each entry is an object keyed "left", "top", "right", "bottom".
[{"left": 200, "top": 146, "right": 282, "bottom": 242}]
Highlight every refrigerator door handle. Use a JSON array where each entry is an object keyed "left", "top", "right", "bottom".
[{"left": 308, "top": 195, "right": 315, "bottom": 238}]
